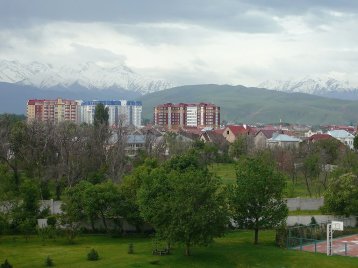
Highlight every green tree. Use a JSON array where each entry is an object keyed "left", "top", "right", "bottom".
[
  {"left": 119, "top": 159, "right": 157, "bottom": 232},
  {"left": 10, "top": 179, "right": 40, "bottom": 238},
  {"left": 138, "top": 154, "right": 228, "bottom": 255},
  {"left": 61, "top": 181, "right": 89, "bottom": 242},
  {"left": 94, "top": 103, "right": 109, "bottom": 126},
  {"left": 230, "top": 154, "right": 288, "bottom": 244},
  {"left": 322, "top": 172, "right": 358, "bottom": 216},
  {"left": 229, "top": 135, "right": 249, "bottom": 159},
  {"left": 302, "top": 153, "right": 320, "bottom": 197},
  {"left": 83, "top": 181, "right": 122, "bottom": 233},
  {"left": 354, "top": 135, "right": 358, "bottom": 151}
]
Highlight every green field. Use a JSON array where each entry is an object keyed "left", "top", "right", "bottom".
[
  {"left": 1, "top": 231, "right": 357, "bottom": 267},
  {"left": 209, "top": 163, "right": 321, "bottom": 198}
]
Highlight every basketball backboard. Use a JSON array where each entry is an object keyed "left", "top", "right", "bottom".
[{"left": 331, "top": 221, "right": 344, "bottom": 231}]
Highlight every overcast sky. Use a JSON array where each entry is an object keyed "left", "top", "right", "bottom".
[{"left": 1, "top": 0, "right": 358, "bottom": 86}]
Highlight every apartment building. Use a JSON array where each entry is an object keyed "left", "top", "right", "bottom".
[
  {"left": 154, "top": 102, "right": 220, "bottom": 129},
  {"left": 27, "top": 98, "right": 79, "bottom": 123},
  {"left": 80, "top": 100, "right": 142, "bottom": 127}
]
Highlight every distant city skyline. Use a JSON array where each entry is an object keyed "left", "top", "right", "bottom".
[{"left": 1, "top": 1, "right": 358, "bottom": 86}]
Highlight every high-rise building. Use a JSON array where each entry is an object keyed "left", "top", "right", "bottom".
[
  {"left": 80, "top": 100, "right": 142, "bottom": 127},
  {"left": 27, "top": 98, "right": 79, "bottom": 123},
  {"left": 154, "top": 103, "right": 220, "bottom": 129}
]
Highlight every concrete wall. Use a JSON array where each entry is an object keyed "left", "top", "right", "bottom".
[
  {"left": 40, "top": 198, "right": 325, "bottom": 215},
  {"left": 285, "top": 197, "right": 324, "bottom": 211},
  {"left": 39, "top": 199, "right": 63, "bottom": 214},
  {"left": 287, "top": 215, "right": 357, "bottom": 227}
]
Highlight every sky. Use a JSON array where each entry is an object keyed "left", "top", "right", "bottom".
[{"left": 1, "top": 0, "right": 358, "bottom": 86}]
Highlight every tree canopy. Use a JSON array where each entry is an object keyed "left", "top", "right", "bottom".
[
  {"left": 94, "top": 103, "right": 109, "bottom": 126},
  {"left": 230, "top": 153, "right": 288, "bottom": 244},
  {"left": 323, "top": 172, "right": 358, "bottom": 216},
  {"left": 138, "top": 153, "right": 228, "bottom": 255}
]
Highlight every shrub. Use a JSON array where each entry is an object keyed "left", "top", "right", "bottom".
[
  {"left": 45, "top": 256, "right": 54, "bottom": 267},
  {"left": 0, "top": 259, "right": 13, "bottom": 268},
  {"left": 128, "top": 243, "right": 134, "bottom": 254},
  {"left": 47, "top": 215, "right": 57, "bottom": 227},
  {"left": 149, "top": 260, "right": 160, "bottom": 265},
  {"left": 87, "top": 249, "right": 99, "bottom": 261},
  {"left": 275, "top": 225, "right": 288, "bottom": 248},
  {"left": 310, "top": 216, "right": 318, "bottom": 226}
]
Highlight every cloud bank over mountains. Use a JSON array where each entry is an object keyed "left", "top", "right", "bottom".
[{"left": 1, "top": 0, "right": 358, "bottom": 86}]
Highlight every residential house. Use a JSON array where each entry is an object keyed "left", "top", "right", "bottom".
[
  {"left": 126, "top": 134, "right": 145, "bottom": 156},
  {"left": 327, "top": 130, "right": 355, "bottom": 149},
  {"left": 267, "top": 134, "right": 301, "bottom": 149},
  {"left": 305, "top": 133, "right": 333, "bottom": 143},
  {"left": 222, "top": 125, "right": 254, "bottom": 143},
  {"left": 254, "top": 130, "right": 283, "bottom": 149}
]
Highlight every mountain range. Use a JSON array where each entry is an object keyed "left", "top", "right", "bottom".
[
  {"left": 1, "top": 60, "right": 358, "bottom": 125},
  {"left": 139, "top": 84, "right": 358, "bottom": 125},
  {"left": 258, "top": 77, "right": 358, "bottom": 100},
  {"left": 0, "top": 60, "right": 172, "bottom": 94}
]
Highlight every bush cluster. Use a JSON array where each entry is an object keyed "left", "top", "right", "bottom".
[{"left": 87, "top": 249, "right": 99, "bottom": 261}]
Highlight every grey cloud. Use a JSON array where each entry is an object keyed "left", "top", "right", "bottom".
[
  {"left": 0, "top": 0, "right": 285, "bottom": 33},
  {"left": 68, "top": 44, "right": 127, "bottom": 64}
]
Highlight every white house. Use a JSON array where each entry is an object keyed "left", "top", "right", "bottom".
[
  {"left": 267, "top": 134, "right": 301, "bottom": 148},
  {"left": 327, "top": 130, "right": 355, "bottom": 149}
]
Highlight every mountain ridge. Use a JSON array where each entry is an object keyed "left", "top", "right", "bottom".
[
  {"left": 258, "top": 76, "right": 358, "bottom": 100},
  {"left": 0, "top": 60, "right": 172, "bottom": 94},
  {"left": 139, "top": 84, "right": 358, "bottom": 125}
]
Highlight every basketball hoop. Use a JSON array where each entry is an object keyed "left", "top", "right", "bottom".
[{"left": 327, "top": 221, "right": 344, "bottom": 256}]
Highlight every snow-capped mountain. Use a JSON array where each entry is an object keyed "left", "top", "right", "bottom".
[
  {"left": 258, "top": 76, "right": 358, "bottom": 97},
  {"left": 0, "top": 60, "right": 172, "bottom": 94}
]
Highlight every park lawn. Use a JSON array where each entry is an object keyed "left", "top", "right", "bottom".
[
  {"left": 288, "top": 210, "right": 322, "bottom": 216},
  {"left": 209, "top": 163, "right": 236, "bottom": 185},
  {"left": 210, "top": 163, "right": 324, "bottom": 198},
  {"left": 1, "top": 231, "right": 358, "bottom": 267}
]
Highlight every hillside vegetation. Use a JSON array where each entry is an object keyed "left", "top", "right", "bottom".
[{"left": 140, "top": 84, "right": 358, "bottom": 125}]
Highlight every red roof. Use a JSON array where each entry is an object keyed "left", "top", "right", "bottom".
[
  {"left": 307, "top": 133, "right": 333, "bottom": 142},
  {"left": 226, "top": 125, "right": 255, "bottom": 136},
  {"left": 256, "top": 129, "right": 282, "bottom": 139},
  {"left": 214, "top": 128, "right": 225, "bottom": 135}
]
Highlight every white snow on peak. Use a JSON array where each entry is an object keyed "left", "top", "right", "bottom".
[
  {"left": 0, "top": 60, "right": 173, "bottom": 94},
  {"left": 258, "top": 76, "right": 357, "bottom": 94}
]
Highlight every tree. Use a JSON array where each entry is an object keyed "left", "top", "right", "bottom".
[
  {"left": 322, "top": 172, "right": 358, "bottom": 216},
  {"left": 61, "top": 181, "right": 89, "bottom": 242},
  {"left": 229, "top": 135, "right": 251, "bottom": 159},
  {"left": 10, "top": 179, "right": 40, "bottom": 238},
  {"left": 230, "top": 154, "right": 288, "bottom": 244},
  {"left": 94, "top": 103, "right": 109, "bottom": 126},
  {"left": 119, "top": 159, "right": 157, "bottom": 232},
  {"left": 82, "top": 181, "right": 122, "bottom": 233},
  {"left": 354, "top": 135, "right": 358, "bottom": 151},
  {"left": 138, "top": 153, "right": 228, "bottom": 255},
  {"left": 302, "top": 153, "right": 320, "bottom": 197}
]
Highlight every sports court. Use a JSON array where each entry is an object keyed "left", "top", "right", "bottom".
[
  {"left": 300, "top": 234, "right": 358, "bottom": 257},
  {"left": 287, "top": 220, "right": 358, "bottom": 257}
]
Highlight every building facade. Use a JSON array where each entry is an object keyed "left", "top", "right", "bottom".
[
  {"left": 154, "top": 102, "right": 220, "bottom": 129},
  {"left": 27, "top": 98, "right": 79, "bottom": 123},
  {"left": 80, "top": 100, "right": 142, "bottom": 127}
]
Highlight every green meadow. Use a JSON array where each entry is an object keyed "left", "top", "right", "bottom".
[{"left": 1, "top": 231, "right": 357, "bottom": 267}]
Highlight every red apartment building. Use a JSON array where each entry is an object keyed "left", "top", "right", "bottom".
[
  {"left": 154, "top": 102, "right": 220, "bottom": 129},
  {"left": 27, "top": 98, "right": 79, "bottom": 123}
]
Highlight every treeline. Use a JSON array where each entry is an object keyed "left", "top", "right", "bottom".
[{"left": 1, "top": 111, "right": 358, "bottom": 255}]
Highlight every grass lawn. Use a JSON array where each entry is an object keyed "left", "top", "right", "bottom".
[
  {"left": 209, "top": 163, "right": 236, "bottom": 185},
  {"left": 209, "top": 163, "right": 323, "bottom": 198},
  {"left": 1, "top": 231, "right": 357, "bottom": 267},
  {"left": 288, "top": 210, "right": 322, "bottom": 216}
]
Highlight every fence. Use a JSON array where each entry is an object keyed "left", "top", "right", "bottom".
[{"left": 287, "top": 221, "right": 358, "bottom": 257}]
